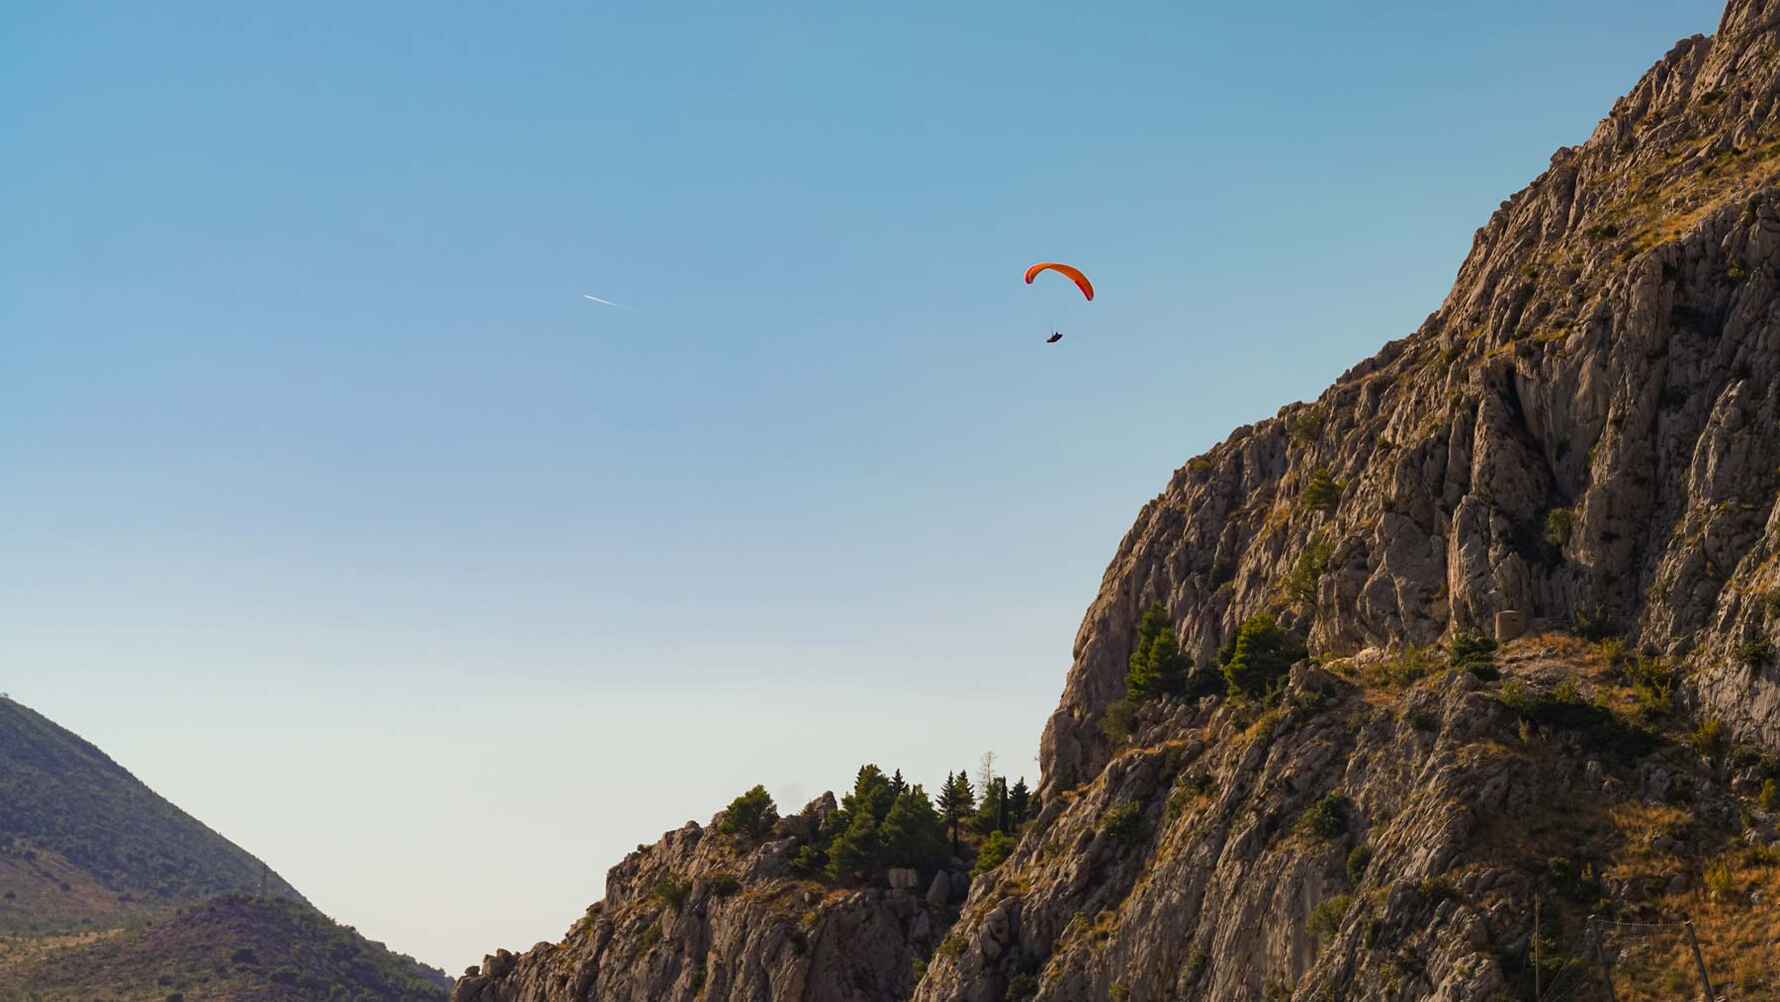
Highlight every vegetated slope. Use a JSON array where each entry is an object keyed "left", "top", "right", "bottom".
[
  {"left": 0, "top": 697, "right": 306, "bottom": 936},
  {"left": 0, "top": 699, "right": 450, "bottom": 1001},
  {"left": 1, "top": 894, "right": 451, "bottom": 1002},
  {"left": 460, "top": 1, "right": 1780, "bottom": 1000},
  {"left": 455, "top": 778, "right": 1005, "bottom": 1002}
]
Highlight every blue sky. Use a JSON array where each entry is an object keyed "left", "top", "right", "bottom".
[{"left": 2, "top": 0, "right": 1722, "bottom": 972}]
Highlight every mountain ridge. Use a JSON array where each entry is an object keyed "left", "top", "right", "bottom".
[{"left": 0, "top": 695, "right": 307, "bottom": 936}]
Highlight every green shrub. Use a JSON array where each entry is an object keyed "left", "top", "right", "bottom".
[
  {"left": 1297, "top": 794, "right": 1349, "bottom": 840},
  {"left": 1546, "top": 857, "right": 1601, "bottom": 903},
  {"left": 791, "top": 845, "right": 825, "bottom": 874},
  {"left": 1624, "top": 655, "right": 1679, "bottom": 721},
  {"left": 1307, "top": 894, "right": 1353, "bottom": 941},
  {"left": 1167, "top": 773, "right": 1217, "bottom": 823},
  {"left": 1346, "top": 844, "right": 1374, "bottom": 885},
  {"left": 972, "top": 831, "right": 1016, "bottom": 876},
  {"left": 1301, "top": 469, "right": 1342, "bottom": 513},
  {"left": 1099, "top": 699, "right": 1135, "bottom": 745},
  {"left": 1544, "top": 507, "right": 1576, "bottom": 547},
  {"left": 1290, "top": 408, "right": 1325, "bottom": 444},
  {"left": 1448, "top": 632, "right": 1497, "bottom": 673},
  {"left": 1692, "top": 718, "right": 1727, "bottom": 760},
  {"left": 1764, "top": 590, "right": 1780, "bottom": 619},
  {"left": 718, "top": 785, "right": 779, "bottom": 841},
  {"left": 1760, "top": 780, "right": 1778, "bottom": 811},
  {"left": 1005, "top": 973, "right": 1039, "bottom": 1000},
  {"left": 1497, "top": 680, "right": 1658, "bottom": 760},
  {"left": 1365, "top": 645, "right": 1438, "bottom": 688},
  {"left": 1222, "top": 615, "right": 1307, "bottom": 700},
  {"left": 1741, "top": 638, "right": 1776, "bottom": 670},
  {"left": 652, "top": 877, "right": 689, "bottom": 910},
  {"left": 1285, "top": 537, "right": 1333, "bottom": 605},
  {"left": 706, "top": 874, "right": 741, "bottom": 897},
  {"left": 1572, "top": 604, "right": 1614, "bottom": 641},
  {"left": 1100, "top": 800, "right": 1149, "bottom": 848},
  {"left": 1126, "top": 603, "right": 1191, "bottom": 700}
]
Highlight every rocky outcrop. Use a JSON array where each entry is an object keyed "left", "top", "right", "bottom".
[
  {"left": 1041, "top": 0, "right": 1780, "bottom": 799},
  {"left": 452, "top": 797, "right": 962, "bottom": 1002},
  {"left": 921, "top": 641, "right": 1772, "bottom": 1001}
]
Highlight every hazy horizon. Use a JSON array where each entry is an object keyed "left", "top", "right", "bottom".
[{"left": 3, "top": 0, "right": 1721, "bottom": 971}]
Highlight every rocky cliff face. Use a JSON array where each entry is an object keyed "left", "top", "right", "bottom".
[
  {"left": 1042, "top": 0, "right": 1780, "bottom": 799},
  {"left": 458, "top": 3, "right": 1780, "bottom": 1000},
  {"left": 919, "top": 638, "right": 1780, "bottom": 1001}
]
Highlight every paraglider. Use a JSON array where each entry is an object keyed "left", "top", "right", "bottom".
[
  {"left": 1025, "top": 262, "right": 1092, "bottom": 343},
  {"left": 1023, "top": 262, "right": 1093, "bottom": 301}
]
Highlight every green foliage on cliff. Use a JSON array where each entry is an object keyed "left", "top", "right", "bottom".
[
  {"left": 825, "top": 766, "right": 950, "bottom": 881},
  {"left": 1221, "top": 615, "right": 1306, "bottom": 700},
  {"left": 1126, "top": 603, "right": 1191, "bottom": 700},
  {"left": 718, "top": 785, "right": 779, "bottom": 841}
]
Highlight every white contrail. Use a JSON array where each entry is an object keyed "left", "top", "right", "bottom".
[{"left": 583, "top": 294, "right": 630, "bottom": 309}]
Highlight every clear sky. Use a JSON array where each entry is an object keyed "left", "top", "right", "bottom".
[{"left": 2, "top": 0, "right": 1722, "bottom": 973}]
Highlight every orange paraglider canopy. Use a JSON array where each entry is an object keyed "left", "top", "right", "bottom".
[{"left": 1024, "top": 262, "right": 1094, "bottom": 301}]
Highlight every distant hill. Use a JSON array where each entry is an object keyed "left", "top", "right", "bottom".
[
  {"left": 0, "top": 696, "right": 304, "bottom": 936},
  {"left": 0, "top": 697, "right": 449, "bottom": 1000},
  {"left": 1, "top": 894, "right": 451, "bottom": 1002}
]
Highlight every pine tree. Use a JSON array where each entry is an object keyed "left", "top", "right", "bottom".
[
  {"left": 717, "top": 785, "right": 779, "bottom": 841},
  {"left": 837, "top": 764, "right": 895, "bottom": 831},
  {"left": 825, "top": 808, "right": 881, "bottom": 881},
  {"left": 1008, "top": 777, "right": 1031, "bottom": 828},
  {"left": 825, "top": 764, "right": 900, "bottom": 880},
  {"left": 1222, "top": 614, "right": 1306, "bottom": 699},
  {"left": 889, "top": 769, "right": 906, "bottom": 798},
  {"left": 936, "top": 771, "right": 975, "bottom": 855},
  {"left": 879, "top": 785, "right": 947, "bottom": 870},
  {"left": 974, "top": 776, "right": 1009, "bottom": 835},
  {"left": 1127, "top": 602, "right": 1191, "bottom": 700}
]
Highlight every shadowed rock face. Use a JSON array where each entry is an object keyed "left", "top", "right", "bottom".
[
  {"left": 1041, "top": 0, "right": 1780, "bottom": 800},
  {"left": 458, "top": 3, "right": 1780, "bottom": 1001}
]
